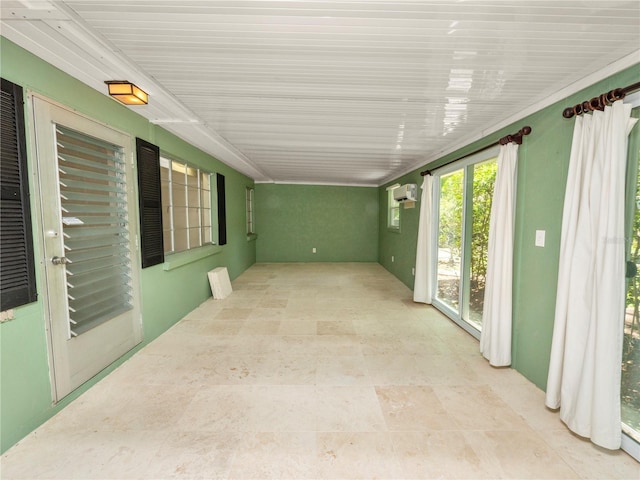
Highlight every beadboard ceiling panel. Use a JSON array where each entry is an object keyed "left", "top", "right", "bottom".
[{"left": 2, "top": 1, "right": 639, "bottom": 185}]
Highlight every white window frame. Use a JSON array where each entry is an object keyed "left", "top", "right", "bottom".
[
  {"left": 387, "top": 183, "right": 401, "bottom": 231},
  {"left": 160, "top": 155, "right": 213, "bottom": 254},
  {"left": 246, "top": 187, "right": 255, "bottom": 235}
]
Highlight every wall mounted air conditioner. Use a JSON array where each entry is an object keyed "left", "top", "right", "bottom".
[{"left": 393, "top": 184, "right": 417, "bottom": 202}]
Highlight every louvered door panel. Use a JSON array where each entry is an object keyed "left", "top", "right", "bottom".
[{"left": 56, "top": 125, "right": 132, "bottom": 337}]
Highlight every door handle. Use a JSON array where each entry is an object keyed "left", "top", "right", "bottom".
[{"left": 51, "top": 256, "right": 70, "bottom": 265}]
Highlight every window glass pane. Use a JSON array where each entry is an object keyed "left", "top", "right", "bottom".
[
  {"left": 201, "top": 189, "right": 211, "bottom": 209},
  {"left": 160, "top": 164, "right": 170, "bottom": 181},
  {"left": 201, "top": 172, "right": 210, "bottom": 191},
  {"left": 172, "top": 184, "right": 186, "bottom": 207},
  {"left": 162, "top": 205, "right": 171, "bottom": 233},
  {"left": 173, "top": 206, "right": 188, "bottom": 229},
  {"left": 390, "top": 207, "right": 400, "bottom": 228},
  {"left": 188, "top": 227, "right": 202, "bottom": 248},
  {"left": 173, "top": 228, "right": 188, "bottom": 252},
  {"left": 188, "top": 207, "right": 201, "bottom": 228},
  {"left": 388, "top": 188, "right": 400, "bottom": 229},
  {"left": 187, "top": 186, "right": 199, "bottom": 207},
  {"left": 186, "top": 167, "right": 199, "bottom": 187},
  {"left": 161, "top": 180, "right": 171, "bottom": 207},
  {"left": 467, "top": 158, "right": 497, "bottom": 329},
  {"left": 163, "top": 229, "right": 172, "bottom": 254},
  {"left": 201, "top": 208, "right": 212, "bottom": 228},
  {"left": 437, "top": 169, "right": 464, "bottom": 312},
  {"left": 203, "top": 228, "right": 212, "bottom": 244},
  {"left": 172, "top": 161, "right": 187, "bottom": 184}
]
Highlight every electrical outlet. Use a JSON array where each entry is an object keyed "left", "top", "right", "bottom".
[
  {"left": 312, "top": 247, "right": 316, "bottom": 253},
  {"left": 391, "top": 255, "right": 395, "bottom": 262}
]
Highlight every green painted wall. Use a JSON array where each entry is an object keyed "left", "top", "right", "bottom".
[
  {"left": 255, "top": 184, "right": 378, "bottom": 262},
  {"left": 0, "top": 37, "right": 255, "bottom": 453},
  {"left": 379, "top": 63, "right": 640, "bottom": 391}
]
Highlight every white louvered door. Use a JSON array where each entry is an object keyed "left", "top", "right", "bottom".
[{"left": 33, "top": 97, "right": 142, "bottom": 401}]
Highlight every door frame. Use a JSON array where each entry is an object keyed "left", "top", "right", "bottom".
[
  {"left": 28, "top": 92, "right": 143, "bottom": 402},
  {"left": 430, "top": 145, "right": 500, "bottom": 339}
]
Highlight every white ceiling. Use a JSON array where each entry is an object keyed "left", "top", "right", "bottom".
[{"left": 2, "top": 1, "right": 639, "bottom": 186}]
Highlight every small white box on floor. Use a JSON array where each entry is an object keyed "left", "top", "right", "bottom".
[{"left": 208, "top": 267, "right": 233, "bottom": 299}]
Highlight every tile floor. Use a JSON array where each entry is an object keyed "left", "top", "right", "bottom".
[{"left": 1, "top": 263, "right": 638, "bottom": 479}]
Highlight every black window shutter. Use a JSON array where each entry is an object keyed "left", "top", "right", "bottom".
[
  {"left": 135, "top": 138, "right": 164, "bottom": 268},
  {"left": 217, "top": 173, "right": 227, "bottom": 245},
  {"left": 0, "top": 78, "right": 37, "bottom": 310}
]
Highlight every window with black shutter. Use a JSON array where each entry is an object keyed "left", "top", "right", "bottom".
[
  {"left": 217, "top": 173, "right": 227, "bottom": 245},
  {"left": 135, "top": 138, "right": 164, "bottom": 268},
  {"left": 0, "top": 78, "right": 37, "bottom": 310}
]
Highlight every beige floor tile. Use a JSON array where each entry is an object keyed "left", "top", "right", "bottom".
[
  {"left": 359, "top": 334, "right": 407, "bottom": 355},
  {"left": 242, "top": 385, "right": 318, "bottom": 431},
  {"left": 315, "top": 355, "right": 371, "bottom": 386},
  {"left": 434, "top": 384, "right": 530, "bottom": 430},
  {"left": 258, "top": 298, "right": 290, "bottom": 309},
  {"left": 214, "top": 308, "right": 254, "bottom": 320},
  {"left": 315, "top": 386, "right": 386, "bottom": 432},
  {"left": 248, "top": 307, "right": 288, "bottom": 319},
  {"left": 363, "top": 354, "right": 435, "bottom": 385},
  {"left": 376, "top": 385, "right": 458, "bottom": 430},
  {"left": 316, "top": 432, "right": 404, "bottom": 479},
  {"left": 144, "top": 431, "right": 242, "bottom": 480},
  {"left": 466, "top": 356, "right": 536, "bottom": 385},
  {"left": 238, "top": 319, "right": 281, "bottom": 335},
  {"left": 465, "top": 429, "right": 580, "bottom": 479},
  {"left": 1, "top": 429, "right": 164, "bottom": 480},
  {"left": 317, "top": 320, "right": 356, "bottom": 335},
  {"left": 490, "top": 381, "right": 565, "bottom": 432},
  {"left": 229, "top": 432, "right": 318, "bottom": 480},
  {"left": 277, "top": 319, "right": 317, "bottom": 335},
  {"left": 208, "top": 354, "right": 316, "bottom": 385},
  {"left": 44, "top": 384, "right": 199, "bottom": 433},
  {"left": 314, "top": 334, "right": 363, "bottom": 356},
  {"left": 2, "top": 263, "right": 638, "bottom": 480},
  {"left": 390, "top": 431, "right": 501, "bottom": 479},
  {"left": 540, "top": 428, "right": 640, "bottom": 479},
  {"left": 177, "top": 386, "right": 255, "bottom": 431},
  {"left": 173, "top": 317, "right": 245, "bottom": 336}
]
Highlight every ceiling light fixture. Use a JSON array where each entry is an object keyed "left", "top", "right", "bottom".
[{"left": 104, "top": 80, "right": 148, "bottom": 105}]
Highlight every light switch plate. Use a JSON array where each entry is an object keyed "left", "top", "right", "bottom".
[{"left": 535, "top": 230, "right": 545, "bottom": 247}]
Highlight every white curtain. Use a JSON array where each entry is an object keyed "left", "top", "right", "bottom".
[
  {"left": 546, "top": 100, "right": 637, "bottom": 450},
  {"left": 413, "top": 175, "right": 433, "bottom": 304},
  {"left": 480, "top": 142, "right": 519, "bottom": 366}
]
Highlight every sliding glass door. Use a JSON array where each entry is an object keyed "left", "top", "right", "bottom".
[{"left": 433, "top": 148, "right": 498, "bottom": 336}]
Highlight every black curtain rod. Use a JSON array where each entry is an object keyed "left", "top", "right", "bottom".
[
  {"left": 562, "top": 80, "right": 640, "bottom": 119},
  {"left": 420, "top": 126, "right": 532, "bottom": 177}
]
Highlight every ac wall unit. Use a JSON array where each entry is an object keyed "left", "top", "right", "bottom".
[{"left": 393, "top": 184, "right": 417, "bottom": 202}]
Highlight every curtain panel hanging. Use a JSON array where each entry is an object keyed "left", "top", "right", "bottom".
[
  {"left": 479, "top": 142, "right": 519, "bottom": 366},
  {"left": 546, "top": 100, "right": 638, "bottom": 450},
  {"left": 413, "top": 175, "right": 434, "bottom": 304}
]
